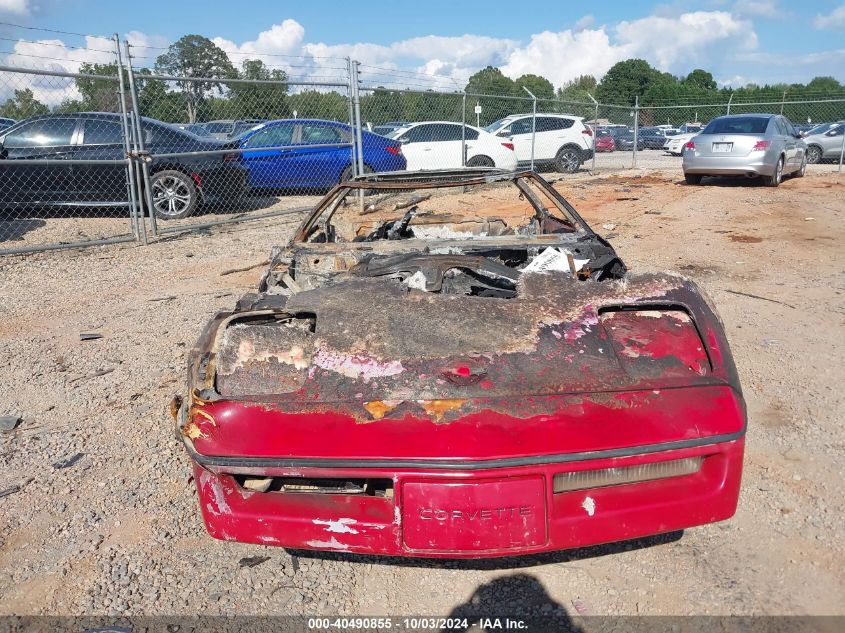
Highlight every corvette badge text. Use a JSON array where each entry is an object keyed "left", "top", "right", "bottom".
[{"left": 418, "top": 506, "right": 533, "bottom": 521}]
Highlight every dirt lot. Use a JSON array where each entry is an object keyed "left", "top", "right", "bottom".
[{"left": 0, "top": 166, "right": 843, "bottom": 618}]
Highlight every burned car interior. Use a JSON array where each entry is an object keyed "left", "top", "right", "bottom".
[{"left": 257, "top": 169, "right": 627, "bottom": 300}]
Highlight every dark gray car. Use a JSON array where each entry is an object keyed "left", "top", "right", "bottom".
[{"left": 682, "top": 114, "right": 806, "bottom": 187}]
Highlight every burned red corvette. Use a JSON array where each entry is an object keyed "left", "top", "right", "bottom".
[{"left": 176, "top": 169, "right": 745, "bottom": 558}]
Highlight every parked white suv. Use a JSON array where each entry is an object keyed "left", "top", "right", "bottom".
[
  {"left": 391, "top": 122, "right": 518, "bottom": 171},
  {"left": 484, "top": 114, "right": 594, "bottom": 172}
]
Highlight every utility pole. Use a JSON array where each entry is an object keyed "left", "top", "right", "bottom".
[
  {"left": 587, "top": 92, "right": 598, "bottom": 174},
  {"left": 522, "top": 86, "right": 537, "bottom": 171}
]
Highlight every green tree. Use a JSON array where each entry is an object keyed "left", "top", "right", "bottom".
[
  {"left": 514, "top": 74, "right": 554, "bottom": 100},
  {"left": 227, "top": 59, "right": 290, "bottom": 119},
  {"left": 805, "top": 76, "right": 842, "bottom": 92},
  {"left": 155, "top": 35, "right": 236, "bottom": 122},
  {"left": 288, "top": 90, "right": 349, "bottom": 121},
  {"left": 0, "top": 88, "right": 49, "bottom": 119},
  {"left": 136, "top": 68, "right": 187, "bottom": 123},
  {"left": 464, "top": 67, "right": 520, "bottom": 125},
  {"left": 596, "top": 59, "right": 667, "bottom": 106},
  {"left": 556, "top": 75, "right": 598, "bottom": 116},
  {"left": 361, "top": 88, "right": 405, "bottom": 125},
  {"left": 73, "top": 62, "right": 124, "bottom": 112},
  {"left": 683, "top": 69, "right": 717, "bottom": 91},
  {"left": 53, "top": 98, "right": 87, "bottom": 114},
  {"left": 464, "top": 66, "right": 517, "bottom": 97}
]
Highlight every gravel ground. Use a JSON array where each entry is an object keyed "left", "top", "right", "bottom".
[{"left": 0, "top": 165, "right": 843, "bottom": 618}]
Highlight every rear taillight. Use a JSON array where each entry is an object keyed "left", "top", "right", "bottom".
[
  {"left": 223, "top": 152, "right": 239, "bottom": 162},
  {"left": 600, "top": 308, "right": 709, "bottom": 376},
  {"left": 386, "top": 145, "right": 402, "bottom": 155},
  {"left": 685, "top": 140, "right": 695, "bottom": 150},
  {"left": 501, "top": 142, "right": 515, "bottom": 151},
  {"left": 582, "top": 128, "right": 593, "bottom": 136},
  {"left": 752, "top": 140, "right": 770, "bottom": 150},
  {"left": 553, "top": 456, "right": 704, "bottom": 493}
]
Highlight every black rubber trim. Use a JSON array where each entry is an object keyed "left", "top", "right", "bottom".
[{"left": 184, "top": 427, "right": 746, "bottom": 471}]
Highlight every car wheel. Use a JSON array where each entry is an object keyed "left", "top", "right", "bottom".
[
  {"left": 794, "top": 154, "right": 807, "bottom": 178},
  {"left": 684, "top": 174, "right": 702, "bottom": 185},
  {"left": 805, "top": 145, "right": 822, "bottom": 164},
  {"left": 466, "top": 155, "right": 495, "bottom": 167},
  {"left": 150, "top": 170, "right": 198, "bottom": 220},
  {"left": 765, "top": 157, "right": 783, "bottom": 187},
  {"left": 554, "top": 147, "right": 582, "bottom": 173}
]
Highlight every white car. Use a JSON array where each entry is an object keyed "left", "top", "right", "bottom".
[
  {"left": 391, "top": 122, "right": 517, "bottom": 171},
  {"left": 664, "top": 132, "right": 697, "bottom": 156},
  {"left": 484, "top": 114, "right": 595, "bottom": 172}
]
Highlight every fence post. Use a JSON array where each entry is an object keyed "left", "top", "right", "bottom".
[
  {"left": 726, "top": 93, "right": 733, "bottom": 115},
  {"left": 587, "top": 92, "right": 598, "bottom": 174},
  {"left": 345, "top": 58, "right": 357, "bottom": 178},
  {"left": 780, "top": 90, "right": 786, "bottom": 115},
  {"left": 461, "top": 93, "right": 467, "bottom": 167},
  {"left": 632, "top": 96, "right": 639, "bottom": 169},
  {"left": 113, "top": 34, "right": 146, "bottom": 246},
  {"left": 123, "top": 40, "right": 158, "bottom": 237},
  {"left": 522, "top": 86, "right": 537, "bottom": 172},
  {"left": 839, "top": 126, "right": 844, "bottom": 173},
  {"left": 351, "top": 61, "right": 365, "bottom": 178}
]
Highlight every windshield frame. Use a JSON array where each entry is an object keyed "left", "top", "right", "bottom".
[
  {"left": 483, "top": 118, "right": 514, "bottom": 134},
  {"left": 290, "top": 169, "right": 594, "bottom": 246}
]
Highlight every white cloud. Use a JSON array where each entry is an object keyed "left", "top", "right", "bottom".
[
  {"left": 573, "top": 15, "right": 595, "bottom": 30},
  {"left": 0, "top": 0, "right": 29, "bottom": 15},
  {"left": 813, "top": 2, "right": 845, "bottom": 29},
  {"left": 211, "top": 18, "right": 305, "bottom": 58},
  {"left": 717, "top": 74, "right": 756, "bottom": 87},
  {"left": 124, "top": 30, "right": 170, "bottom": 51},
  {"left": 504, "top": 11, "right": 755, "bottom": 87},
  {"left": 0, "top": 35, "right": 116, "bottom": 105},
  {"left": 502, "top": 28, "right": 620, "bottom": 87}
]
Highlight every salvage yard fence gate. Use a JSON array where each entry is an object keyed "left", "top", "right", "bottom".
[{"left": 1, "top": 35, "right": 844, "bottom": 255}]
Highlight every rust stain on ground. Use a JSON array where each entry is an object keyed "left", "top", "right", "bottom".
[{"left": 729, "top": 234, "right": 763, "bottom": 243}]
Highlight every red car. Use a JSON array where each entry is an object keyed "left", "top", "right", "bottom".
[
  {"left": 595, "top": 130, "right": 616, "bottom": 152},
  {"left": 176, "top": 169, "right": 745, "bottom": 558}
]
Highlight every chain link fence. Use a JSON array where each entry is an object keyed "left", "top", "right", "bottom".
[
  {"left": 1, "top": 35, "right": 843, "bottom": 256},
  {"left": 0, "top": 62, "right": 143, "bottom": 254}
]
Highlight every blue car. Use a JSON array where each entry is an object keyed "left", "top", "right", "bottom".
[{"left": 237, "top": 119, "right": 406, "bottom": 190}]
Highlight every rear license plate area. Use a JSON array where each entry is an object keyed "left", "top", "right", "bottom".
[
  {"left": 712, "top": 142, "right": 733, "bottom": 152},
  {"left": 402, "top": 477, "right": 547, "bottom": 552}
]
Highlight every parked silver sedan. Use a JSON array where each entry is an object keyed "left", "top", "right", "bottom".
[
  {"left": 682, "top": 114, "right": 806, "bottom": 187},
  {"left": 802, "top": 121, "right": 844, "bottom": 164}
]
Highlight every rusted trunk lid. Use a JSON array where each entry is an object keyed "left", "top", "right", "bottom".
[{"left": 183, "top": 272, "right": 744, "bottom": 462}]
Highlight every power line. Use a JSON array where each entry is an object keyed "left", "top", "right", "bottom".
[
  {"left": 0, "top": 49, "right": 111, "bottom": 65},
  {"left": 0, "top": 35, "right": 114, "bottom": 54},
  {"left": 127, "top": 41, "right": 345, "bottom": 61},
  {"left": 0, "top": 21, "right": 112, "bottom": 41}
]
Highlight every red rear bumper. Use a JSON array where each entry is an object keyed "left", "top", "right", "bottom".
[{"left": 192, "top": 437, "right": 743, "bottom": 558}]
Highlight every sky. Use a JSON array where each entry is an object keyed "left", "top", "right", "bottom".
[{"left": 1, "top": 0, "right": 844, "bottom": 99}]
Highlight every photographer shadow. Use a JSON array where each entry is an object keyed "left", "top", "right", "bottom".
[{"left": 443, "top": 573, "right": 582, "bottom": 632}]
